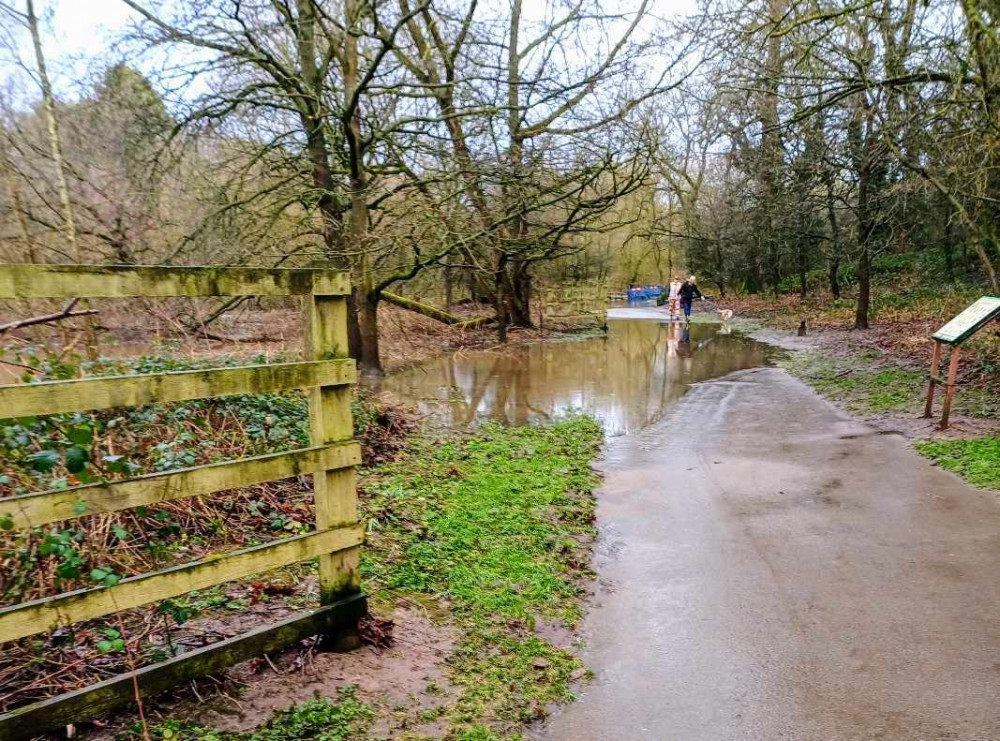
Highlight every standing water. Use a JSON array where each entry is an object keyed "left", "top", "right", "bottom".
[{"left": 377, "top": 314, "right": 770, "bottom": 434}]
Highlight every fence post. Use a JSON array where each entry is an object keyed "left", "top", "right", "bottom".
[{"left": 304, "top": 285, "right": 362, "bottom": 647}]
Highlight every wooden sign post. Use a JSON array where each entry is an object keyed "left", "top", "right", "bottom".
[{"left": 924, "top": 296, "right": 1000, "bottom": 430}]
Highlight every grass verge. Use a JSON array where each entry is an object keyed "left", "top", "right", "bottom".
[
  {"left": 137, "top": 416, "right": 604, "bottom": 741},
  {"left": 779, "top": 349, "right": 926, "bottom": 415},
  {"left": 913, "top": 437, "right": 1000, "bottom": 490}
]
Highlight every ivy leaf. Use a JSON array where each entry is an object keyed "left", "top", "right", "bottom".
[
  {"left": 72, "top": 500, "right": 87, "bottom": 516},
  {"left": 90, "top": 567, "right": 121, "bottom": 587},
  {"left": 67, "top": 426, "right": 94, "bottom": 446},
  {"left": 64, "top": 446, "right": 89, "bottom": 474},
  {"left": 111, "top": 525, "right": 129, "bottom": 541},
  {"left": 26, "top": 449, "right": 59, "bottom": 473},
  {"left": 0, "top": 513, "right": 14, "bottom": 531}
]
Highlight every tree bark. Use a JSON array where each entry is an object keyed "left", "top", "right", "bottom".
[
  {"left": 508, "top": 264, "right": 533, "bottom": 327},
  {"left": 343, "top": 0, "right": 380, "bottom": 375},
  {"left": 293, "top": 0, "right": 361, "bottom": 361}
]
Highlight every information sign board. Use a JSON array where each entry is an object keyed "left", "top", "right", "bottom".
[{"left": 931, "top": 296, "right": 1000, "bottom": 345}]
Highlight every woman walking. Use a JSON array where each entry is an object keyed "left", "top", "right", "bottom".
[{"left": 678, "top": 276, "right": 703, "bottom": 322}]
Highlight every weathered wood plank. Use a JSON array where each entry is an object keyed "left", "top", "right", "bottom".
[
  {"left": 0, "top": 264, "right": 349, "bottom": 298},
  {"left": 0, "top": 442, "right": 361, "bottom": 530},
  {"left": 0, "top": 359, "right": 355, "bottom": 419},
  {"left": 0, "top": 525, "right": 364, "bottom": 644},
  {"left": 0, "top": 594, "right": 367, "bottom": 741}
]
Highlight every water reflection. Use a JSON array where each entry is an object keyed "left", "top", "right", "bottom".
[{"left": 377, "top": 319, "right": 770, "bottom": 435}]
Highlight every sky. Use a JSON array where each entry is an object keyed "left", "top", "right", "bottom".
[
  {"left": 1, "top": 0, "right": 698, "bottom": 104},
  {"left": 2, "top": 0, "right": 138, "bottom": 96}
]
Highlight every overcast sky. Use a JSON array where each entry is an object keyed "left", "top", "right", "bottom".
[{"left": 1, "top": 0, "right": 698, "bottom": 103}]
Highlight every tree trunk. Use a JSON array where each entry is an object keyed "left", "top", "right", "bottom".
[
  {"left": 760, "top": 0, "right": 784, "bottom": 299},
  {"left": 828, "top": 258, "right": 841, "bottom": 299},
  {"left": 825, "top": 175, "right": 841, "bottom": 298},
  {"left": 293, "top": 0, "right": 360, "bottom": 361},
  {"left": 494, "top": 264, "right": 509, "bottom": 343},
  {"left": 855, "top": 144, "right": 872, "bottom": 330},
  {"left": 798, "top": 239, "right": 808, "bottom": 298},
  {"left": 357, "top": 287, "right": 381, "bottom": 376},
  {"left": 508, "top": 264, "right": 533, "bottom": 327},
  {"left": 854, "top": 240, "right": 870, "bottom": 329},
  {"left": 343, "top": 0, "right": 380, "bottom": 375},
  {"left": 444, "top": 263, "right": 453, "bottom": 311},
  {"left": 27, "top": 0, "right": 77, "bottom": 262}
]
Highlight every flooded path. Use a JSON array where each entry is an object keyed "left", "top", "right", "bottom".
[
  {"left": 384, "top": 314, "right": 1000, "bottom": 740},
  {"left": 379, "top": 317, "right": 768, "bottom": 435}
]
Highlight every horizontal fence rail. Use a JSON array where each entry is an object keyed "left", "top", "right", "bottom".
[
  {"left": 0, "top": 264, "right": 350, "bottom": 298},
  {"left": 0, "top": 441, "right": 361, "bottom": 530},
  {"left": 0, "top": 264, "right": 363, "bottom": 740},
  {"left": 0, "top": 358, "right": 355, "bottom": 418},
  {"left": 0, "top": 525, "right": 364, "bottom": 644},
  {"left": 0, "top": 594, "right": 366, "bottom": 741}
]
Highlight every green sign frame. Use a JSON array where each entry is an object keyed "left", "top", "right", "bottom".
[{"left": 931, "top": 296, "right": 1000, "bottom": 345}]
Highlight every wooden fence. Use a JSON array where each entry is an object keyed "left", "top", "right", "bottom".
[{"left": 0, "top": 265, "right": 366, "bottom": 741}]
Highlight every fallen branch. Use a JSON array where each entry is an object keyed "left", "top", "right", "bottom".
[
  {"left": 0, "top": 298, "right": 98, "bottom": 335},
  {"left": 454, "top": 315, "right": 497, "bottom": 330},
  {"left": 381, "top": 291, "right": 495, "bottom": 328}
]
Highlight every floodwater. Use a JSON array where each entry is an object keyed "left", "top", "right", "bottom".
[{"left": 377, "top": 315, "right": 769, "bottom": 435}]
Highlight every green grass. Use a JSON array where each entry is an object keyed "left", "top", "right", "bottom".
[
  {"left": 914, "top": 437, "right": 1000, "bottom": 490},
  {"left": 781, "top": 352, "right": 925, "bottom": 414},
  {"left": 362, "top": 417, "right": 603, "bottom": 735},
  {"left": 142, "top": 689, "right": 374, "bottom": 740},
  {"left": 138, "top": 417, "right": 604, "bottom": 741},
  {"left": 782, "top": 348, "right": 1000, "bottom": 420}
]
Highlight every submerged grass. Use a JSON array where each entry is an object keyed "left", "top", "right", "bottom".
[{"left": 138, "top": 417, "right": 604, "bottom": 741}]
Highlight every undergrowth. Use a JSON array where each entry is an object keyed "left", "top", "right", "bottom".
[
  {"left": 0, "top": 349, "right": 414, "bottom": 713},
  {"left": 143, "top": 689, "right": 375, "bottom": 741}
]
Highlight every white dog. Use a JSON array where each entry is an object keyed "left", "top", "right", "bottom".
[{"left": 717, "top": 308, "right": 733, "bottom": 321}]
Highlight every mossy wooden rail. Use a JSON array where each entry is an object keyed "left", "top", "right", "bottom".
[{"left": 0, "top": 264, "right": 364, "bottom": 741}]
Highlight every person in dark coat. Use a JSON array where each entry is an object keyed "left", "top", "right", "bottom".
[{"left": 678, "top": 276, "right": 703, "bottom": 322}]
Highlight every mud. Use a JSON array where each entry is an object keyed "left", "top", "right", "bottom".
[
  {"left": 538, "top": 367, "right": 1000, "bottom": 740},
  {"left": 89, "top": 607, "right": 458, "bottom": 739}
]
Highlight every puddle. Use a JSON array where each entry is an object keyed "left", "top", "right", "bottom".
[{"left": 377, "top": 316, "right": 770, "bottom": 435}]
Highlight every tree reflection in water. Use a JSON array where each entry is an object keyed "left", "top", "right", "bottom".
[{"left": 377, "top": 320, "right": 769, "bottom": 435}]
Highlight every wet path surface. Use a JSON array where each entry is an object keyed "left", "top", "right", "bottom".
[
  {"left": 540, "top": 367, "right": 1000, "bottom": 741},
  {"left": 384, "top": 314, "right": 1000, "bottom": 739}
]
